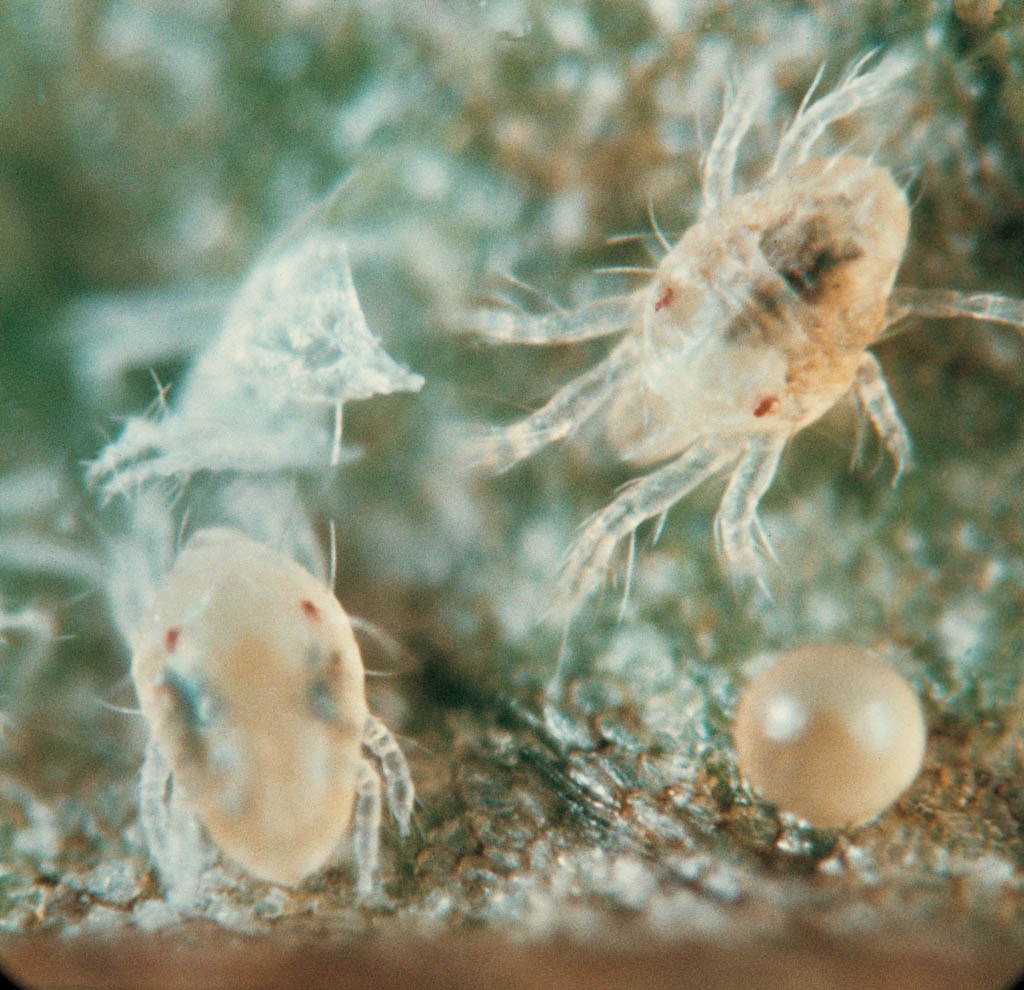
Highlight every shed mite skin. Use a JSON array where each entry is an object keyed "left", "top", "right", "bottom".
[
  {"left": 465, "top": 55, "right": 1024, "bottom": 617},
  {"left": 132, "top": 528, "right": 413, "bottom": 905}
]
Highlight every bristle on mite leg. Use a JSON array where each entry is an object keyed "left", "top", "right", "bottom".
[{"left": 768, "top": 50, "right": 909, "bottom": 179}]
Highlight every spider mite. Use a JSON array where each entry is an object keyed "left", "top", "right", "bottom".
[
  {"left": 131, "top": 528, "right": 413, "bottom": 902},
  {"left": 466, "top": 54, "right": 1024, "bottom": 616}
]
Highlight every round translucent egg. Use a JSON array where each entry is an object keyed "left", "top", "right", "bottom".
[{"left": 733, "top": 644, "right": 927, "bottom": 827}]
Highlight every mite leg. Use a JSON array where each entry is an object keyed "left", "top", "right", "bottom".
[
  {"left": 885, "top": 287, "right": 1024, "bottom": 335},
  {"left": 768, "top": 53, "right": 907, "bottom": 178},
  {"left": 138, "top": 739, "right": 173, "bottom": 870},
  {"left": 713, "top": 434, "right": 787, "bottom": 595},
  {"left": 362, "top": 714, "right": 413, "bottom": 837},
  {"left": 85, "top": 416, "right": 168, "bottom": 502},
  {"left": 138, "top": 740, "right": 207, "bottom": 909},
  {"left": 466, "top": 295, "right": 635, "bottom": 345},
  {"left": 853, "top": 351, "right": 912, "bottom": 483},
  {"left": 463, "top": 346, "right": 631, "bottom": 472},
  {"left": 559, "top": 435, "right": 738, "bottom": 609},
  {"left": 700, "top": 64, "right": 768, "bottom": 216},
  {"left": 352, "top": 758, "right": 383, "bottom": 901}
]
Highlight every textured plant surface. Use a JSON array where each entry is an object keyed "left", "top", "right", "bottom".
[{"left": 1, "top": 1, "right": 1023, "bottom": 985}]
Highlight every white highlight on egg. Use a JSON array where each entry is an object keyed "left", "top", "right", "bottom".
[
  {"left": 761, "top": 694, "right": 808, "bottom": 744},
  {"left": 733, "top": 643, "right": 926, "bottom": 828}
]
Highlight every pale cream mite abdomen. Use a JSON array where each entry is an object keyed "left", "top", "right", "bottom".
[{"left": 132, "top": 528, "right": 412, "bottom": 897}]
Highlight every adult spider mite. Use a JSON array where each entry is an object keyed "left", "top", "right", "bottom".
[
  {"left": 132, "top": 528, "right": 413, "bottom": 904},
  {"left": 466, "top": 53, "right": 1024, "bottom": 615}
]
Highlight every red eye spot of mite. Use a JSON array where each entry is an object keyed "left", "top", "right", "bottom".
[
  {"left": 165, "top": 627, "right": 181, "bottom": 653},
  {"left": 754, "top": 396, "right": 780, "bottom": 418},
  {"left": 653, "top": 287, "right": 675, "bottom": 313},
  {"left": 301, "top": 599, "right": 321, "bottom": 621}
]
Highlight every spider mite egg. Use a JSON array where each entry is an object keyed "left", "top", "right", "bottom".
[
  {"left": 132, "top": 527, "right": 370, "bottom": 886},
  {"left": 733, "top": 644, "right": 926, "bottom": 828}
]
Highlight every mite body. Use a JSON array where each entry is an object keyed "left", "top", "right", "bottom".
[
  {"left": 467, "top": 55, "right": 1024, "bottom": 614},
  {"left": 603, "top": 154, "right": 909, "bottom": 465},
  {"left": 132, "top": 528, "right": 412, "bottom": 902}
]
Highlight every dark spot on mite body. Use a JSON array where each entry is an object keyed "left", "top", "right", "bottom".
[
  {"left": 760, "top": 213, "right": 864, "bottom": 301},
  {"left": 307, "top": 677, "right": 338, "bottom": 723},
  {"left": 754, "top": 396, "right": 780, "bottom": 417},
  {"left": 301, "top": 599, "right": 321, "bottom": 620},
  {"left": 304, "top": 642, "right": 344, "bottom": 673},
  {"left": 781, "top": 248, "right": 842, "bottom": 297},
  {"left": 165, "top": 627, "right": 181, "bottom": 652},
  {"left": 749, "top": 283, "right": 786, "bottom": 319},
  {"left": 722, "top": 281, "right": 791, "bottom": 346},
  {"left": 158, "top": 669, "right": 221, "bottom": 761}
]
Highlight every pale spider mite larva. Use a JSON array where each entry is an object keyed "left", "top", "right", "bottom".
[
  {"left": 132, "top": 527, "right": 413, "bottom": 901},
  {"left": 466, "top": 54, "right": 1024, "bottom": 612},
  {"left": 732, "top": 644, "right": 926, "bottom": 828}
]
